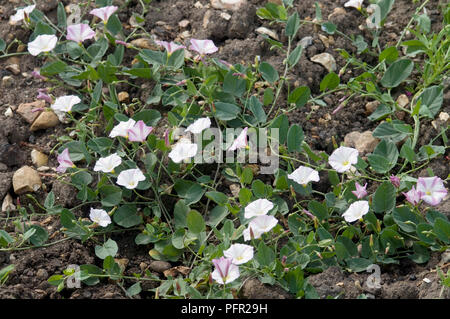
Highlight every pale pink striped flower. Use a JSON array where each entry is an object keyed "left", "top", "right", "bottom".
[
  {"left": 416, "top": 177, "right": 447, "bottom": 206},
  {"left": 351, "top": 182, "right": 368, "bottom": 199},
  {"left": 189, "top": 39, "right": 218, "bottom": 56},
  {"left": 90, "top": 6, "right": 118, "bottom": 23},
  {"left": 56, "top": 148, "right": 75, "bottom": 173},
  {"left": 211, "top": 257, "right": 240, "bottom": 285},
  {"left": 67, "top": 23, "right": 96, "bottom": 43},
  {"left": 155, "top": 40, "right": 186, "bottom": 54},
  {"left": 127, "top": 120, "right": 153, "bottom": 142}
]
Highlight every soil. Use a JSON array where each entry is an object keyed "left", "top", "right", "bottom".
[{"left": 0, "top": 0, "right": 448, "bottom": 299}]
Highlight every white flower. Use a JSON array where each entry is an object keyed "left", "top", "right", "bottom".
[
  {"left": 223, "top": 243, "right": 254, "bottom": 265},
  {"left": 94, "top": 153, "right": 122, "bottom": 173},
  {"left": 211, "top": 257, "right": 240, "bottom": 285},
  {"left": 328, "top": 146, "right": 359, "bottom": 173},
  {"left": 168, "top": 140, "right": 198, "bottom": 163},
  {"left": 243, "top": 215, "right": 278, "bottom": 241},
  {"left": 228, "top": 127, "right": 248, "bottom": 151},
  {"left": 109, "top": 119, "right": 136, "bottom": 138},
  {"left": 89, "top": 208, "right": 111, "bottom": 227},
  {"left": 244, "top": 199, "right": 274, "bottom": 219},
  {"left": 116, "top": 168, "right": 146, "bottom": 189},
  {"left": 344, "top": 0, "right": 364, "bottom": 10},
  {"left": 287, "top": 166, "right": 320, "bottom": 186},
  {"left": 27, "top": 34, "right": 58, "bottom": 56},
  {"left": 185, "top": 117, "right": 211, "bottom": 134},
  {"left": 342, "top": 200, "right": 369, "bottom": 223},
  {"left": 51, "top": 95, "right": 81, "bottom": 113},
  {"left": 10, "top": 5, "right": 35, "bottom": 24}
]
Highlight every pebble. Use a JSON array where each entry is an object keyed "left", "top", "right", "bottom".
[
  {"left": 344, "top": 131, "right": 379, "bottom": 155},
  {"left": 1, "top": 193, "right": 15, "bottom": 212},
  {"left": 311, "top": 53, "right": 336, "bottom": 72},
  {"left": 396, "top": 94, "right": 409, "bottom": 108},
  {"left": 178, "top": 19, "right": 190, "bottom": 28},
  {"left": 36, "top": 268, "right": 48, "bottom": 279},
  {"left": 194, "top": 1, "right": 204, "bottom": 9},
  {"left": 220, "top": 12, "right": 232, "bottom": 20},
  {"left": 229, "top": 184, "right": 240, "bottom": 197},
  {"left": 256, "top": 27, "right": 279, "bottom": 40},
  {"left": 149, "top": 260, "right": 171, "bottom": 273},
  {"left": 118, "top": 91, "right": 129, "bottom": 103},
  {"left": 12, "top": 166, "right": 42, "bottom": 195},
  {"left": 211, "top": 0, "right": 247, "bottom": 11},
  {"left": 328, "top": 7, "right": 346, "bottom": 20},
  {"left": 30, "top": 111, "right": 60, "bottom": 131},
  {"left": 130, "top": 38, "right": 158, "bottom": 50},
  {"left": 31, "top": 149, "right": 49, "bottom": 168},
  {"left": 2, "top": 76, "right": 14, "bottom": 88},
  {"left": 4, "top": 107, "right": 13, "bottom": 117},
  {"left": 365, "top": 100, "right": 380, "bottom": 114},
  {"left": 17, "top": 100, "right": 46, "bottom": 124},
  {"left": 6, "top": 64, "right": 21, "bottom": 75},
  {"left": 299, "top": 36, "right": 313, "bottom": 49},
  {"left": 422, "top": 278, "right": 431, "bottom": 284}
]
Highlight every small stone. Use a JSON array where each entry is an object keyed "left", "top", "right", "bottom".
[
  {"left": 36, "top": 269, "right": 48, "bottom": 279},
  {"left": 2, "top": 76, "right": 14, "bottom": 88},
  {"left": 440, "top": 249, "right": 450, "bottom": 264},
  {"left": 31, "top": 149, "right": 49, "bottom": 168},
  {"left": 256, "top": 27, "right": 279, "bottom": 40},
  {"left": 311, "top": 53, "right": 336, "bottom": 72},
  {"left": 211, "top": 0, "right": 247, "bottom": 11},
  {"left": 180, "top": 30, "right": 191, "bottom": 39},
  {"left": 396, "top": 94, "right": 409, "bottom": 108},
  {"left": 2, "top": 193, "right": 15, "bottom": 212},
  {"left": 319, "top": 34, "right": 330, "bottom": 48},
  {"left": 328, "top": 7, "right": 346, "bottom": 20},
  {"left": 118, "top": 91, "right": 129, "bottom": 103},
  {"left": 149, "top": 261, "right": 171, "bottom": 273},
  {"left": 439, "top": 112, "right": 449, "bottom": 122},
  {"left": 344, "top": 131, "right": 379, "bottom": 155},
  {"left": 220, "top": 12, "right": 232, "bottom": 20},
  {"left": 229, "top": 184, "right": 240, "bottom": 197},
  {"left": 130, "top": 38, "right": 158, "bottom": 50},
  {"left": 13, "top": 166, "right": 42, "bottom": 195},
  {"left": 37, "top": 166, "right": 50, "bottom": 172},
  {"left": 203, "top": 10, "right": 212, "bottom": 28},
  {"left": 4, "top": 107, "right": 13, "bottom": 117},
  {"left": 139, "top": 262, "right": 148, "bottom": 272},
  {"left": 30, "top": 111, "right": 60, "bottom": 131},
  {"left": 6, "top": 64, "right": 20, "bottom": 75},
  {"left": 299, "top": 36, "right": 313, "bottom": 49},
  {"left": 16, "top": 44, "right": 26, "bottom": 52},
  {"left": 365, "top": 100, "right": 380, "bottom": 114},
  {"left": 422, "top": 278, "right": 431, "bottom": 284},
  {"left": 17, "top": 100, "right": 46, "bottom": 124},
  {"left": 178, "top": 19, "right": 190, "bottom": 28},
  {"left": 194, "top": 1, "right": 204, "bottom": 8}
]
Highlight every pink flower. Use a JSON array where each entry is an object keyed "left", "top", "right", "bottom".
[
  {"left": 163, "top": 129, "right": 170, "bottom": 147},
  {"left": 189, "top": 39, "right": 218, "bottom": 56},
  {"left": 67, "top": 23, "right": 96, "bottom": 43},
  {"left": 115, "top": 40, "right": 128, "bottom": 47},
  {"left": 351, "top": 182, "right": 368, "bottom": 199},
  {"left": 37, "top": 90, "right": 52, "bottom": 104},
  {"left": 155, "top": 40, "right": 186, "bottom": 55},
  {"left": 416, "top": 176, "right": 447, "bottom": 206},
  {"left": 89, "top": 6, "right": 118, "bottom": 23},
  {"left": 127, "top": 120, "right": 153, "bottom": 142},
  {"left": 32, "top": 70, "right": 47, "bottom": 81},
  {"left": 403, "top": 186, "right": 423, "bottom": 206},
  {"left": 390, "top": 175, "right": 400, "bottom": 188},
  {"left": 56, "top": 148, "right": 75, "bottom": 173},
  {"left": 228, "top": 127, "right": 248, "bottom": 151},
  {"left": 211, "top": 257, "right": 240, "bottom": 285}
]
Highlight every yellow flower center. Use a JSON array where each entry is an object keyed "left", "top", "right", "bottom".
[
  {"left": 426, "top": 191, "right": 431, "bottom": 195},
  {"left": 342, "top": 160, "right": 349, "bottom": 166}
]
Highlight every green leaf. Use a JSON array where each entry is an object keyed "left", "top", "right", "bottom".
[
  {"left": 205, "top": 191, "right": 228, "bottom": 206},
  {"left": 126, "top": 282, "right": 142, "bottom": 297},
  {"left": 256, "top": 241, "right": 275, "bottom": 267},
  {"left": 223, "top": 71, "right": 246, "bottom": 97},
  {"left": 393, "top": 206, "right": 423, "bottom": 233},
  {"left": 373, "top": 182, "right": 396, "bottom": 213},
  {"left": 57, "top": 2, "right": 67, "bottom": 28},
  {"left": 379, "top": 46, "right": 398, "bottom": 63},
  {"left": 87, "top": 137, "right": 113, "bottom": 156},
  {"left": 286, "top": 12, "right": 300, "bottom": 37},
  {"left": 346, "top": 258, "right": 373, "bottom": 272},
  {"left": 106, "top": 14, "right": 122, "bottom": 35},
  {"left": 433, "top": 218, "right": 450, "bottom": 244},
  {"left": 368, "top": 140, "right": 398, "bottom": 174},
  {"left": 167, "top": 48, "right": 185, "bottom": 69},
  {"left": 408, "top": 242, "right": 430, "bottom": 264},
  {"left": 259, "top": 62, "right": 279, "bottom": 84},
  {"left": 368, "top": 104, "right": 391, "bottom": 121},
  {"left": 287, "top": 124, "right": 304, "bottom": 152},
  {"left": 416, "top": 223, "right": 436, "bottom": 245},
  {"left": 44, "top": 191, "right": 55, "bottom": 209},
  {"left": 95, "top": 239, "right": 118, "bottom": 259},
  {"left": 248, "top": 96, "right": 267, "bottom": 124},
  {"left": 418, "top": 85, "right": 443, "bottom": 119},
  {"left": 372, "top": 121, "right": 412, "bottom": 143},
  {"left": 381, "top": 59, "right": 414, "bottom": 88},
  {"left": 187, "top": 210, "right": 205, "bottom": 234},
  {"left": 352, "top": 35, "right": 368, "bottom": 54},
  {"left": 241, "top": 167, "right": 254, "bottom": 185},
  {"left": 61, "top": 141, "right": 91, "bottom": 163},
  {"left": 28, "top": 225, "right": 48, "bottom": 246},
  {"left": 113, "top": 205, "right": 142, "bottom": 228},
  {"left": 40, "top": 60, "right": 68, "bottom": 76},
  {"left": 308, "top": 200, "right": 328, "bottom": 221},
  {"left": 287, "top": 44, "right": 303, "bottom": 68},
  {"left": 214, "top": 102, "right": 241, "bottom": 121},
  {"left": 288, "top": 86, "right": 310, "bottom": 108},
  {"left": 174, "top": 200, "right": 189, "bottom": 229},
  {"left": 0, "top": 38, "right": 6, "bottom": 52},
  {"left": 133, "top": 109, "right": 162, "bottom": 126},
  {"left": 321, "top": 22, "right": 336, "bottom": 35},
  {"left": 71, "top": 171, "right": 93, "bottom": 189},
  {"left": 207, "top": 205, "right": 229, "bottom": 227},
  {"left": 269, "top": 114, "right": 289, "bottom": 144},
  {"left": 174, "top": 180, "right": 205, "bottom": 206},
  {"left": 320, "top": 72, "right": 340, "bottom": 92},
  {"left": 99, "top": 185, "right": 122, "bottom": 207}
]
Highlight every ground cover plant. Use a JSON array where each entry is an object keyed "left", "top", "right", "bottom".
[{"left": 0, "top": 0, "right": 448, "bottom": 299}]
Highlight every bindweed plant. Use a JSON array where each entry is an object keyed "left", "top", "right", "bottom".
[{"left": 1, "top": 0, "right": 448, "bottom": 299}]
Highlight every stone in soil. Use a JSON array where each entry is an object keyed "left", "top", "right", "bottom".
[
  {"left": 0, "top": 143, "right": 27, "bottom": 167},
  {"left": 310, "top": 53, "right": 336, "bottom": 72},
  {"left": 29, "top": 110, "right": 59, "bottom": 131},
  {"left": 12, "top": 165, "right": 42, "bottom": 195},
  {"left": 211, "top": 0, "right": 247, "bottom": 11},
  {"left": 17, "top": 100, "right": 45, "bottom": 124},
  {"left": 0, "top": 172, "right": 13, "bottom": 200},
  {"left": 31, "top": 149, "right": 48, "bottom": 168},
  {"left": 344, "top": 130, "right": 379, "bottom": 155}
]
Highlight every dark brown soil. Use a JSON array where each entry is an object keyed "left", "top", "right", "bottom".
[{"left": 0, "top": 0, "right": 448, "bottom": 299}]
